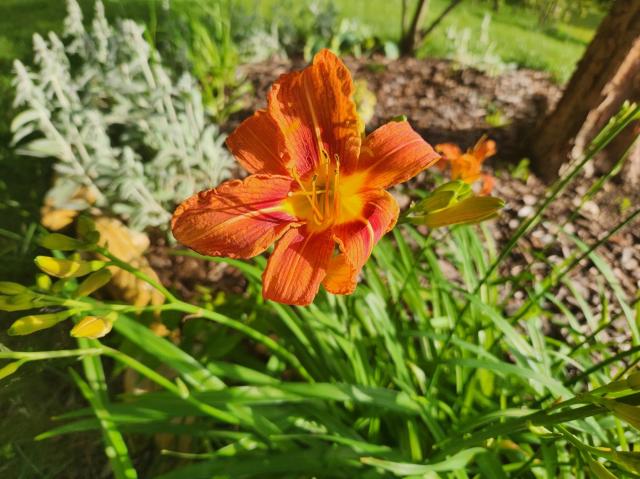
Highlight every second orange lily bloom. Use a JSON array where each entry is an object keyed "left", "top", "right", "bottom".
[
  {"left": 436, "top": 136, "right": 497, "bottom": 195},
  {"left": 172, "top": 50, "right": 439, "bottom": 305}
]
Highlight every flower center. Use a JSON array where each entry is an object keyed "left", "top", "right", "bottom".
[
  {"left": 284, "top": 152, "right": 369, "bottom": 233},
  {"left": 286, "top": 150, "right": 341, "bottom": 232}
]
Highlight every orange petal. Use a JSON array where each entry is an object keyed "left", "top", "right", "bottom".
[
  {"left": 473, "top": 138, "right": 497, "bottom": 162},
  {"left": 359, "top": 121, "right": 440, "bottom": 189},
  {"left": 262, "top": 227, "right": 335, "bottom": 305},
  {"left": 172, "top": 175, "right": 297, "bottom": 259},
  {"left": 451, "top": 154, "right": 482, "bottom": 183},
  {"left": 323, "top": 190, "right": 399, "bottom": 294},
  {"left": 226, "top": 110, "right": 292, "bottom": 176},
  {"left": 267, "top": 49, "right": 361, "bottom": 177},
  {"left": 434, "top": 143, "right": 462, "bottom": 172},
  {"left": 479, "top": 173, "right": 495, "bottom": 195},
  {"left": 435, "top": 143, "right": 463, "bottom": 161}
]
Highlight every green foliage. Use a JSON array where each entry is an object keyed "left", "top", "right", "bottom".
[
  {"left": 10, "top": 0, "right": 233, "bottom": 232},
  {"left": 2, "top": 105, "right": 640, "bottom": 477},
  {"left": 246, "top": 0, "right": 391, "bottom": 61},
  {"left": 235, "top": 0, "right": 602, "bottom": 83},
  {"left": 151, "top": 0, "right": 254, "bottom": 122},
  {"left": 509, "top": 158, "right": 531, "bottom": 181},
  {"left": 440, "top": 12, "right": 516, "bottom": 75},
  {"left": 517, "top": 0, "right": 613, "bottom": 25},
  {"left": 416, "top": 0, "right": 602, "bottom": 82}
]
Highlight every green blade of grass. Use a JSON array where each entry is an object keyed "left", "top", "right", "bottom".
[
  {"left": 70, "top": 348, "right": 137, "bottom": 479},
  {"left": 114, "top": 314, "right": 226, "bottom": 391}
]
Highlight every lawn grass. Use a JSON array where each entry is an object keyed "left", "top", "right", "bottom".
[
  {"left": 237, "top": 0, "right": 601, "bottom": 83},
  {"left": 416, "top": 1, "right": 599, "bottom": 82}
]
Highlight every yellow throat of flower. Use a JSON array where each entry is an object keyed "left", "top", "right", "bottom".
[{"left": 285, "top": 152, "right": 364, "bottom": 232}]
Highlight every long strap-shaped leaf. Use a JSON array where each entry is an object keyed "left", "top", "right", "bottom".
[{"left": 72, "top": 340, "right": 138, "bottom": 479}]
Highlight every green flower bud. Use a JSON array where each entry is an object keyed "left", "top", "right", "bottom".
[
  {"left": 600, "top": 398, "right": 640, "bottom": 431},
  {"left": 38, "top": 233, "right": 85, "bottom": 251},
  {"left": 627, "top": 371, "right": 640, "bottom": 390},
  {"left": 587, "top": 456, "right": 618, "bottom": 479},
  {"left": 612, "top": 451, "right": 640, "bottom": 474},
  {"left": 35, "top": 256, "right": 106, "bottom": 279},
  {"left": 0, "top": 281, "right": 28, "bottom": 295},
  {"left": 76, "top": 269, "right": 112, "bottom": 297},
  {"left": 406, "top": 180, "right": 503, "bottom": 228},
  {"left": 77, "top": 215, "right": 98, "bottom": 241},
  {"left": 0, "top": 294, "right": 35, "bottom": 312},
  {"left": 8, "top": 310, "right": 75, "bottom": 336},
  {"left": 51, "top": 278, "right": 69, "bottom": 294}
]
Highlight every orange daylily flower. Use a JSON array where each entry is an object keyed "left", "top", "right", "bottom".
[
  {"left": 172, "top": 50, "right": 439, "bottom": 305},
  {"left": 435, "top": 136, "right": 496, "bottom": 195}
]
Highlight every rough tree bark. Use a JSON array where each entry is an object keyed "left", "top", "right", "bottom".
[
  {"left": 529, "top": 0, "right": 640, "bottom": 182},
  {"left": 574, "top": 37, "right": 640, "bottom": 183}
]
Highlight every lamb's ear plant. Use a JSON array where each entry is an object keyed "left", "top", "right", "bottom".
[{"left": 10, "top": 0, "right": 233, "bottom": 232}]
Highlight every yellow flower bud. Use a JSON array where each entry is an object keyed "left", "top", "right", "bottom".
[
  {"left": 406, "top": 180, "right": 503, "bottom": 229},
  {"left": 35, "top": 256, "right": 106, "bottom": 278},
  {"left": 0, "top": 360, "right": 27, "bottom": 381},
  {"left": 70, "top": 315, "right": 114, "bottom": 339},
  {"left": 8, "top": 310, "right": 75, "bottom": 336},
  {"left": 76, "top": 269, "right": 112, "bottom": 297},
  {"left": 38, "top": 233, "right": 84, "bottom": 251},
  {"left": 411, "top": 195, "right": 504, "bottom": 228},
  {"left": 36, "top": 273, "right": 52, "bottom": 291},
  {"left": 0, "top": 281, "right": 28, "bottom": 295}
]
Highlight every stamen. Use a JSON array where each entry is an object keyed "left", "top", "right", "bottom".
[
  {"left": 290, "top": 169, "right": 323, "bottom": 220},
  {"left": 324, "top": 157, "right": 331, "bottom": 212},
  {"left": 288, "top": 189, "right": 327, "bottom": 197},
  {"left": 311, "top": 174, "right": 318, "bottom": 210},
  {"left": 310, "top": 174, "right": 323, "bottom": 223}
]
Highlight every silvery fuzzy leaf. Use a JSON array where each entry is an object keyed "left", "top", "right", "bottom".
[{"left": 18, "top": 139, "right": 65, "bottom": 158}]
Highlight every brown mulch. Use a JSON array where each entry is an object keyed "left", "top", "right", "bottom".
[
  {"left": 152, "top": 56, "right": 640, "bottom": 333},
  {"left": 232, "top": 55, "right": 562, "bottom": 159}
]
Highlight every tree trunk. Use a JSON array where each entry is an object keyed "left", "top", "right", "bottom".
[
  {"left": 574, "top": 37, "right": 640, "bottom": 181},
  {"left": 401, "top": 0, "right": 409, "bottom": 35},
  {"left": 622, "top": 127, "right": 640, "bottom": 185},
  {"left": 529, "top": 0, "right": 640, "bottom": 182},
  {"left": 400, "top": 0, "right": 430, "bottom": 56}
]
